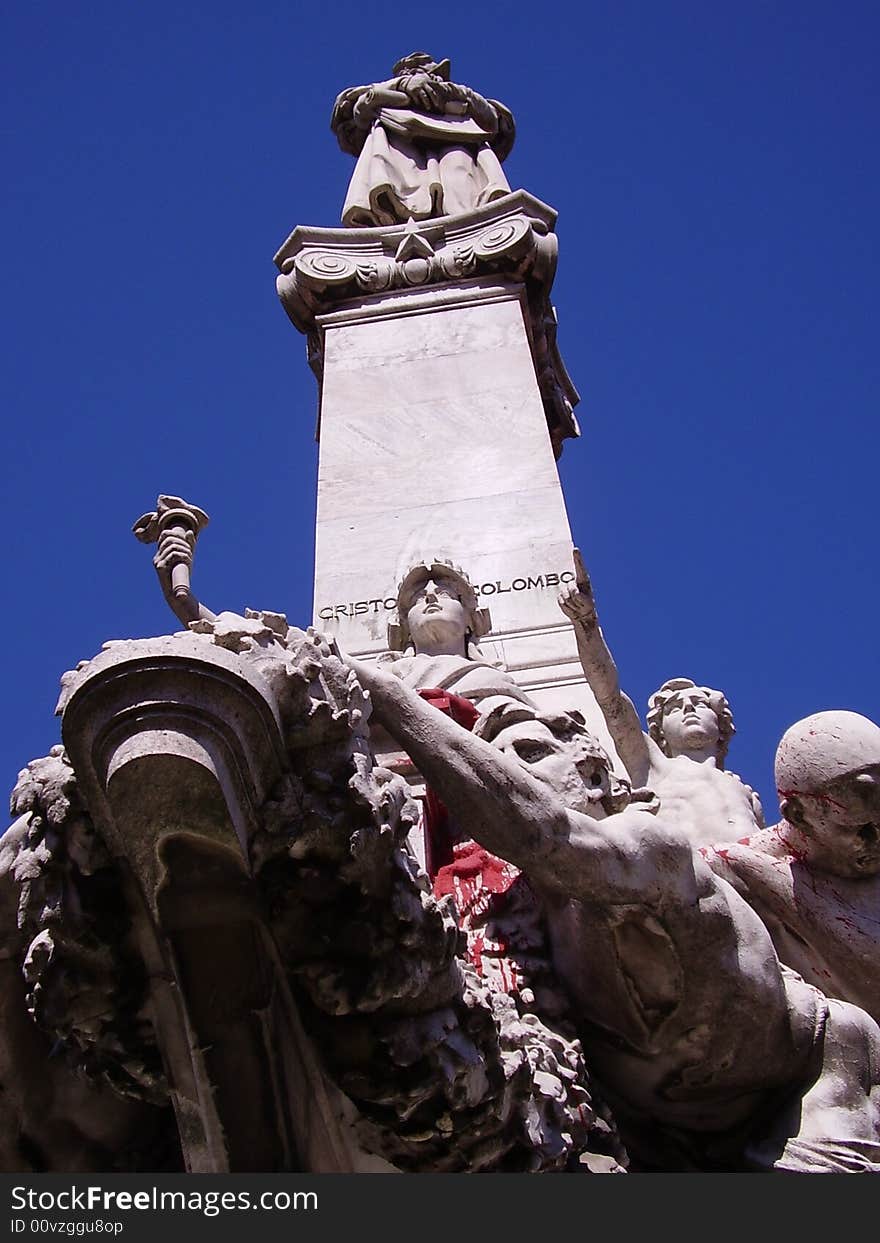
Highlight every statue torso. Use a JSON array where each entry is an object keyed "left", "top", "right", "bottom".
[
  {"left": 542, "top": 863, "right": 814, "bottom": 1150},
  {"left": 647, "top": 743, "right": 763, "bottom": 849}
]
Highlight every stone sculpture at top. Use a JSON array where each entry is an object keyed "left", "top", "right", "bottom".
[{"left": 331, "top": 52, "right": 515, "bottom": 226}]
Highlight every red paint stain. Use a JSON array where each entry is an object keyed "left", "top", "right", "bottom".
[
  {"left": 778, "top": 787, "right": 848, "bottom": 813},
  {"left": 433, "top": 839, "right": 527, "bottom": 997},
  {"left": 418, "top": 688, "right": 480, "bottom": 877}
]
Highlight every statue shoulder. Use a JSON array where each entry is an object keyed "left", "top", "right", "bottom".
[
  {"left": 376, "top": 650, "right": 406, "bottom": 669},
  {"left": 488, "top": 98, "right": 516, "bottom": 160},
  {"left": 331, "top": 82, "right": 384, "bottom": 154},
  {"left": 644, "top": 732, "right": 670, "bottom": 771}
]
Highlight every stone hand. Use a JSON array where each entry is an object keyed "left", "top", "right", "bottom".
[
  {"left": 346, "top": 655, "right": 398, "bottom": 718},
  {"left": 133, "top": 495, "right": 209, "bottom": 617},
  {"left": 404, "top": 74, "right": 446, "bottom": 111},
  {"left": 558, "top": 547, "right": 598, "bottom": 626},
  {"left": 153, "top": 529, "right": 195, "bottom": 581}
]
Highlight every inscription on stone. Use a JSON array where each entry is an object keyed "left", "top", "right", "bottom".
[{"left": 317, "top": 570, "right": 576, "bottom": 620}]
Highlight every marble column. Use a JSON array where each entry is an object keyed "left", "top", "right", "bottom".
[{"left": 275, "top": 192, "right": 619, "bottom": 765}]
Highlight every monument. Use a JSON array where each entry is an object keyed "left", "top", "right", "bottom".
[
  {"left": 2, "top": 53, "right": 879, "bottom": 1175},
  {"left": 273, "top": 53, "right": 620, "bottom": 776}
]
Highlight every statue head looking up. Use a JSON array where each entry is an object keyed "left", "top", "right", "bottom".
[
  {"left": 388, "top": 559, "right": 491, "bottom": 659},
  {"left": 646, "top": 677, "right": 735, "bottom": 766},
  {"left": 775, "top": 710, "right": 880, "bottom": 879}
]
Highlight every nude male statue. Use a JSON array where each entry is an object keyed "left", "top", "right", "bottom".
[
  {"left": 558, "top": 550, "right": 763, "bottom": 847},
  {"left": 350, "top": 656, "right": 880, "bottom": 1171},
  {"left": 704, "top": 710, "right": 880, "bottom": 1027}
]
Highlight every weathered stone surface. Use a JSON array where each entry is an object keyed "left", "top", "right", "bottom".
[
  {"left": 559, "top": 550, "right": 764, "bottom": 847},
  {"left": 353, "top": 654, "right": 880, "bottom": 1172},
  {"left": 223, "top": 618, "right": 619, "bottom": 1171},
  {"left": 4, "top": 617, "right": 624, "bottom": 1172},
  {"left": 6, "top": 749, "right": 165, "bottom": 1104},
  {"left": 705, "top": 710, "right": 880, "bottom": 1027},
  {"left": 55, "top": 626, "right": 363, "bottom": 1172},
  {"left": 274, "top": 191, "right": 578, "bottom": 455},
  {"left": 0, "top": 751, "right": 179, "bottom": 1172}
]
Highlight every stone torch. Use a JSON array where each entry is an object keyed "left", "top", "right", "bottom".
[{"left": 133, "top": 494, "right": 210, "bottom": 619}]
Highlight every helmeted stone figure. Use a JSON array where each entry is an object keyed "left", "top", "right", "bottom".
[
  {"left": 380, "top": 558, "right": 534, "bottom": 720},
  {"left": 331, "top": 53, "right": 515, "bottom": 227},
  {"left": 705, "top": 710, "right": 880, "bottom": 1027}
]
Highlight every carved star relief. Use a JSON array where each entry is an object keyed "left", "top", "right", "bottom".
[{"left": 394, "top": 218, "right": 436, "bottom": 262}]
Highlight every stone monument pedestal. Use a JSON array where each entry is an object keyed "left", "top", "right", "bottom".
[{"left": 275, "top": 193, "right": 620, "bottom": 769}]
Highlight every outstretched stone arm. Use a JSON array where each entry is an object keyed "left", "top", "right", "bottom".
[
  {"left": 348, "top": 664, "right": 807, "bottom": 1089},
  {"left": 558, "top": 550, "right": 650, "bottom": 786},
  {"left": 151, "top": 529, "right": 217, "bottom": 628},
  {"left": 351, "top": 657, "right": 695, "bottom": 910},
  {"left": 133, "top": 495, "right": 216, "bottom": 629}
]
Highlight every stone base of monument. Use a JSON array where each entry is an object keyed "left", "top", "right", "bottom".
[{"left": 1, "top": 621, "right": 614, "bottom": 1172}]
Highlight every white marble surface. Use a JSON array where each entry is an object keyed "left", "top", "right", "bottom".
[{"left": 312, "top": 277, "right": 617, "bottom": 761}]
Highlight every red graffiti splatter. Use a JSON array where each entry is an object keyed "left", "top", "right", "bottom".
[
  {"left": 433, "top": 840, "right": 526, "bottom": 996},
  {"left": 777, "top": 787, "right": 848, "bottom": 812},
  {"left": 418, "top": 688, "right": 480, "bottom": 877}
]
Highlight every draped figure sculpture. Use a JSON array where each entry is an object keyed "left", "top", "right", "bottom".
[
  {"left": 331, "top": 52, "right": 515, "bottom": 227},
  {"left": 377, "top": 557, "right": 630, "bottom": 866}
]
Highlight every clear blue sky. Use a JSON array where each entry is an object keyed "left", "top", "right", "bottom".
[{"left": 3, "top": 1, "right": 878, "bottom": 820}]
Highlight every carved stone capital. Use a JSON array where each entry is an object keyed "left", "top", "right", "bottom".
[{"left": 274, "top": 191, "right": 580, "bottom": 456}]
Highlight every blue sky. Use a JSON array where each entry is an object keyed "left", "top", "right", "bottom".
[{"left": 3, "top": 1, "right": 878, "bottom": 820}]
